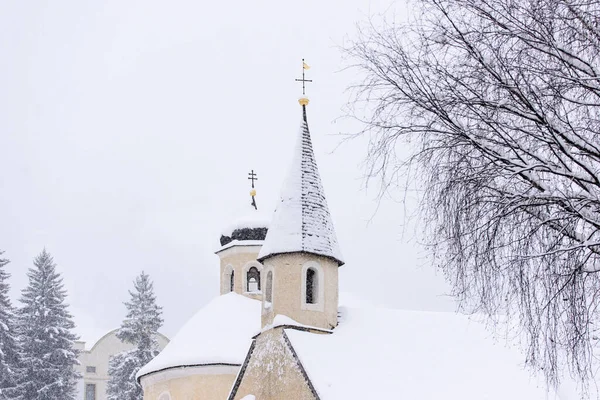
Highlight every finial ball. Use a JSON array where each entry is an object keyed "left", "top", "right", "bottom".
[
  {"left": 250, "top": 188, "right": 257, "bottom": 197},
  {"left": 298, "top": 97, "right": 309, "bottom": 106}
]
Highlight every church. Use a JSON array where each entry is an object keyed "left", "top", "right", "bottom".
[{"left": 134, "top": 83, "right": 563, "bottom": 399}]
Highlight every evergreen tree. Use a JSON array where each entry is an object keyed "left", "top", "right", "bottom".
[
  {"left": 0, "top": 251, "right": 21, "bottom": 399},
  {"left": 15, "top": 249, "right": 80, "bottom": 400},
  {"left": 106, "top": 351, "right": 140, "bottom": 400},
  {"left": 107, "top": 272, "right": 163, "bottom": 400}
]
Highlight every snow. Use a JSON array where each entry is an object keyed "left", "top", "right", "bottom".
[
  {"left": 215, "top": 240, "right": 265, "bottom": 254},
  {"left": 79, "top": 329, "right": 118, "bottom": 351},
  {"left": 240, "top": 395, "right": 255, "bottom": 400},
  {"left": 220, "top": 211, "right": 271, "bottom": 237},
  {"left": 285, "top": 306, "right": 561, "bottom": 400},
  {"left": 338, "top": 291, "right": 377, "bottom": 309},
  {"left": 136, "top": 293, "right": 261, "bottom": 379},
  {"left": 260, "top": 314, "right": 333, "bottom": 334},
  {"left": 258, "top": 112, "right": 344, "bottom": 265}
]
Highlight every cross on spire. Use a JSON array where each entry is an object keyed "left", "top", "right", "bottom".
[
  {"left": 248, "top": 170, "right": 258, "bottom": 188},
  {"left": 248, "top": 170, "right": 258, "bottom": 210},
  {"left": 295, "top": 58, "right": 312, "bottom": 96}
]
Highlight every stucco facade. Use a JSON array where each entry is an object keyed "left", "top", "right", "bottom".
[
  {"left": 141, "top": 365, "right": 239, "bottom": 400},
  {"left": 230, "top": 327, "right": 317, "bottom": 400},
  {"left": 261, "top": 253, "right": 339, "bottom": 330},
  {"left": 140, "top": 100, "right": 343, "bottom": 400},
  {"left": 76, "top": 330, "right": 169, "bottom": 400},
  {"left": 217, "top": 243, "right": 264, "bottom": 301}
]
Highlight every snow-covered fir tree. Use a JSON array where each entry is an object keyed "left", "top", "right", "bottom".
[
  {"left": 0, "top": 251, "right": 21, "bottom": 400},
  {"left": 15, "top": 249, "right": 80, "bottom": 400},
  {"left": 107, "top": 271, "right": 163, "bottom": 400}
]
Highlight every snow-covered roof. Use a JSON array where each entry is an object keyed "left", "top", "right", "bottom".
[
  {"left": 259, "top": 314, "right": 333, "bottom": 336},
  {"left": 137, "top": 293, "right": 261, "bottom": 379},
  {"left": 220, "top": 211, "right": 271, "bottom": 237},
  {"left": 285, "top": 306, "right": 559, "bottom": 400},
  {"left": 258, "top": 106, "right": 343, "bottom": 265},
  {"left": 215, "top": 240, "right": 265, "bottom": 254}
]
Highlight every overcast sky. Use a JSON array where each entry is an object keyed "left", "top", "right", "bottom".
[{"left": 0, "top": 0, "right": 456, "bottom": 344}]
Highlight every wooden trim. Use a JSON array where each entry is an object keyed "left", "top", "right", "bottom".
[
  {"left": 252, "top": 325, "right": 332, "bottom": 339},
  {"left": 137, "top": 362, "right": 240, "bottom": 383},
  {"left": 227, "top": 340, "right": 257, "bottom": 400},
  {"left": 282, "top": 331, "right": 321, "bottom": 400}
]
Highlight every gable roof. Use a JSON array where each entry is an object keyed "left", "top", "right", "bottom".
[
  {"left": 285, "top": 306, "right": 560, "bottom": 400},
  {"left": 257, "top": 105, "right": 343, "bottom": 266},
  {"left": 227, "top": 326, "right": 322, "bottom": 400},
  {"left": 136, "top": 293, "right": 261, "bottom": 380}
]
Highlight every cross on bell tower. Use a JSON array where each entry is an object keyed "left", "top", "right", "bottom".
[{"left": 248, "top": 169, "right": 258, "bottom": 210}]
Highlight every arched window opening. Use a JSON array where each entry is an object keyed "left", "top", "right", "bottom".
[
  {"left": 306, "top": 268, "right": 317, "bottom": 304},
  {"left": 158, "top": 393, "right": 171, "bottom": 400},
  {"left": 265, "top": 271, "right": 273, "bottom": 304},
  {"left": 246, "top": 267, "right": 261, "bottom": 292},
  {"left": 230, "top": 270, "right": 235, "bottom": 292}
]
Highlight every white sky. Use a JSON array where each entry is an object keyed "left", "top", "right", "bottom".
[{"left": 0, "top": 0, "right": 456, "bottom": 344}]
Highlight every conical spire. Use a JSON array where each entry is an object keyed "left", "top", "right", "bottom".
[{"left": 257, "top": 105, "right": 344, "bottom": 266}]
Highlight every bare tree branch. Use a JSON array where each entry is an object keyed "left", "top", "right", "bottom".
[{"left": 345, "top": 0, "right": 600, "bottom": 389}]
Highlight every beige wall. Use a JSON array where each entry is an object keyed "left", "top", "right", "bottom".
[
  {"left": 232, "top": 327, "right": 316, "bottom": 400},
  {"left": 77, "top": 331, "right": 169, "bottom": 400},
  {"left": 217, "top": 244, "right": 264, "bottom": 301},
  {"left": 141, "top": 365, "right": 238, "bottom": 400},
  {"left": 261, "top": 254, "right": 338, "bottom": 330}
]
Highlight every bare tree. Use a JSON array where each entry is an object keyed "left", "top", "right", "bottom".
[{"left": 345, "top": 0, "right": 600, "bottom": 387}]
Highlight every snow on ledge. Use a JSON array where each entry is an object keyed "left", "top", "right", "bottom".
[
  {"left": 214, "top": 240, "right": 264, "bottom": 254},
  {"left": 259, "top": 314, "right": 333, "bottom": 336},
  {"left": 240, "top": 395, "right": 256, "bottom": 400}
]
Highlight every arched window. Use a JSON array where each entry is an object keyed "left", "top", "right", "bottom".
[
  {"left": 246, "top": 267, "right": 261, "bottom": 292},
  {"left": 306, "top": 268, "right": 318, "bottom": 304},
  {"left": 223, "top": 265, "right": 235, "bottom": 294},
  {"left": 265, "top": 271, "right": 273, "bottom": 304},
  {"left": 158, "top": 392, "right": 171, "bottom": 400}
]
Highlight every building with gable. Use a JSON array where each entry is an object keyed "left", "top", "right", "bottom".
[
  {"left": 74, "top": 329, "right": 169, "bottom": 400},
  {"left": 136, "top": 91, "right": 565, "bottom": 400}
]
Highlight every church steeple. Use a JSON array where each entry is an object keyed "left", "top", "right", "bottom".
[
  {"left": 257, "top": 103, "right": 343, "bottom": 266},
  {"left": 258, "top": 64, "right": 343, "bottom": 330}
]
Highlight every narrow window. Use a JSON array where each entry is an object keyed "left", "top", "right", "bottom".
[
  {"left": 85, "top": 383, "right": 96, "bottom": 400},
  {"left": 306, "top": 268, "right": 317, "bottom": 304},
  {"left": 159, "top": 393, "right": 171, "bottom": 400},
  {"left": 246, "top": 267, "right": 261, "bottom": 292},
  {"left": 265, "top": 271, "right": 273, "bottom": 303},
  {"left": 230, "top": 270, "right": 235, "bottom": 292},
  {"left": 86, "top": 366, "right": 96, "bottom": 373}
]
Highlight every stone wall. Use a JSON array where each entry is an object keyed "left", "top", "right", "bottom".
[
  {"left": 232, "top": 328, "right": 316, "bottom": 400},
  {"left": 217, "top": 244, "right": 263, "bottom": 299},
  {"left": 261, "top": 253, "right": 338, "bottom": 330}
]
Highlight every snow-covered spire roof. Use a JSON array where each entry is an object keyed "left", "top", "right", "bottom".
[{"left": 257, "top": 105, "right": 344, "bottom": 266}]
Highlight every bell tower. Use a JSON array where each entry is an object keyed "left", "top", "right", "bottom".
[
  {"left": 258, "top": 67, "right": 344, "bottom": 330},
  {"left": 215, "top": 171, "right": 269, "bottom": 301}
]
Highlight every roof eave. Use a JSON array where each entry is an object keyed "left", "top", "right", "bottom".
[
  {"left": 136, "top": 362, "right": 241, "bottom": 383},
  {"left": 257, "top": 250, "right": 344, "bottom": 267}
]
